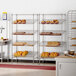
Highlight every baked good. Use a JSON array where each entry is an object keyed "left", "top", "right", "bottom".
[
  {"left": 40, "top": 32, "right": 62, "bottom": 36},
  {"left": 22, "top": 19, "right": 26, "bottom": 24},
  {"left": 72, "top": 21, "right": 76, "bottom": 22},
  {"left": 49, "top": 52, "right": 59, "bottom": 58},
  {"left": 50, "top": 21, "right": 54, "bottom": 24},
  {"left": 41, "top": 52, "right": 49, "bottom": 58},
  {"left": 46, "top": 21, "right": 50, "bottom": 24},
  {"left": 72, "top": 38, "right": 76, "bottom": 40},
  {"left": 25, "top": 33, "right": 33, "bottom": 35},
  {"left": 13, "top": 42, "right": 27, "bottom": 46},
  {"left": 54, "top": 21, "right": 59, "bottom": 24},
  {"left": 41, "top": 21, "right": 46, "bottom": 24},
  {"left": 40, "top": 32, "right": 52, "bottom": 35},
  {"left": 22, "top": 52, "right": 26, "bottom": 57},
  {"left": 13, "top": 32, "right": 26, "bottom": 35},
  {"left": 14, "top": 51, "right": 28, "bottom": 57},
  {"left": 14, "top": 53, "right": 18, "bottom": 57},
  {"left": 17, "top": 20, "right": 22, "bottom": 24},
  {"left": 13, "top": 21, "right": 17, "bottom": 24},
  {"left": 52, "top": 33, "right": 62, "bottom": 36},
  {"left": 53, "top": 20, "right": 59, "bottom": 24},
  {"left": 72, "top": 44, "right": 76, "bottom": 46},
  {"left": 47, "top": 41, "right": 60, "bottom": 47},
  {"left": 13, "top": 19, "right": 26, "bottom": 24},
  {"left": 24, "top": 51, "right": 28, "bottom": 55},
  {"left": 72, "top": 27, "right": 76, "bottom": 29}
]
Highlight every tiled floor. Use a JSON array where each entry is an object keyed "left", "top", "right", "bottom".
[{"left": 0, "top": 68, "right": 56, "bottom": 76}]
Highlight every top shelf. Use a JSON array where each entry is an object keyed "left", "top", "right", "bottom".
[
  {"left": 40, "top": 19, "right": 65, "bottom": 25},
  {"left": 13, "top": 19, "right": 37, "bottom": 24}
]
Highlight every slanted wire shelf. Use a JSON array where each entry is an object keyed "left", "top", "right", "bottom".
[
  {"left": 13, "top": 41, "right": 37, "bottom": 46},
  {"left": 13, "top": 30, "right": 37, "bottom": 35},
  {"left": 39, "top": 52, "right": 63, "bottom": 61},
  {"left": 13, "top": 51, "right": 37, "bottom": 60},
  {"left": 40, "top": 19, "right": 65, "bottom": 24},
  {"left": 40, "top": 41, "right": 66, "bottom": 47},
  {"left": 40, "top": 30, "right": 66, "bottom": 36},
  {"left": 13, "top": 19, "right": 37, "bottom": 24}
]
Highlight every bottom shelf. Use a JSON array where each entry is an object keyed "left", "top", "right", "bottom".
[
  {"left": 13, "top": 51, "right": 37, "bottom": 60},
  {"left": 40, "top": 58, "right": 55, "bottom": 61},
  {"left": 0, "top": 52, "right": 63, "bottom": 61}
]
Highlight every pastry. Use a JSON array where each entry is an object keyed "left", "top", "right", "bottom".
[
  {"left": 41, "top": 21, "right": 46, "bottom": 24},
  {"left": 14, "top": 51, "right": 28, "bottom": 57},
  {"left": 72, "top": 27, "right": 76, "bottom": 29},
  {"left": 24, "top": 51, "right": 28, "bottom": 55},
  {"left": 14, "top": 53, "right": 18, "bottom": 57},
  {"left": 17, "top": 20, "right": 22, "bottom": 24},
  {"left": 49, "top": 52, "right": 59, "bottom": 58},
  {"left": 54, "top": 21, "right": 59, "bottom": 24},
  {"left": 47, "top": 41, "right": 60, "bottom": 47},
  {"left": 72, "top": 44, "right": 76, "bottom": 46},
  {"left": 53, "top": 20, "right": 59, "bottom": 24},
  {"left": 50, "top": 21, "right": 54, "bottom": 24},
  {"left": 22, "top": 52, "right": 26, "bottom": 57},
  {"left": 13, "top": 20, "right": 17, "bottom": 24},
  {"left": 46, "top": 21, "right": 50, "bottom": 24},
  {"left": 72, "top": 38, "right": 76, "bottom": 40},
  {"left": 72, "top": 21, "right": 76, "bottom": 22},
  {"left": 22, "top": 19, "right": 26, "bottom": 24},
  {"left": 41, "top": 52, "right": 49, "bottom": 58}
]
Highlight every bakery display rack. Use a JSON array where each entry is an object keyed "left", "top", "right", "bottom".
[
  {"left": 38, "top": 14, "right": 67, "bottom": 62},
  {"left": 11, "top": 14, "right": 38, "bottom": 64}
]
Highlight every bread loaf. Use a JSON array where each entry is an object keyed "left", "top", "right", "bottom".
[{"left": 47, "top": 41, "right": 60, "bottom": 47}]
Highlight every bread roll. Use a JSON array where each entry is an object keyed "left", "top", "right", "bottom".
[
  {"left": 41, "top": 21, "right": 46, "bottom": 24},
  {"left": 46, "top": 21, "right": 50, "bottom": 24},
  {"left": 50, "top": 21, "right": 54, "bottom": 24},
  {"left": 41, "top": 52, "right": 49, "bottom": 58},
  {"left": 22, "top": 19, "right": 26, "bottom": 24}
]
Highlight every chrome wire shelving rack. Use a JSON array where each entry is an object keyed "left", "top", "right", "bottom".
[
  {"left": 38, "top": 14, "right": 67, "bottom": 63},
  {"left": 10, "top": 14, "right": 38, "bottom": 64},
  {"left": 68, "top": 10, "right": 76, "bottom": 51},
  {"left": 0, "top": 14, "right": 68, "bottom": 64}
]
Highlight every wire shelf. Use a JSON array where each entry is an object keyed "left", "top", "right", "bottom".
[
  {"left": 40, "top": 19, "right": 65, "bottom": 24},
  {"left": 13, "top": 51, "right": 37, "bottom": 60}
]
